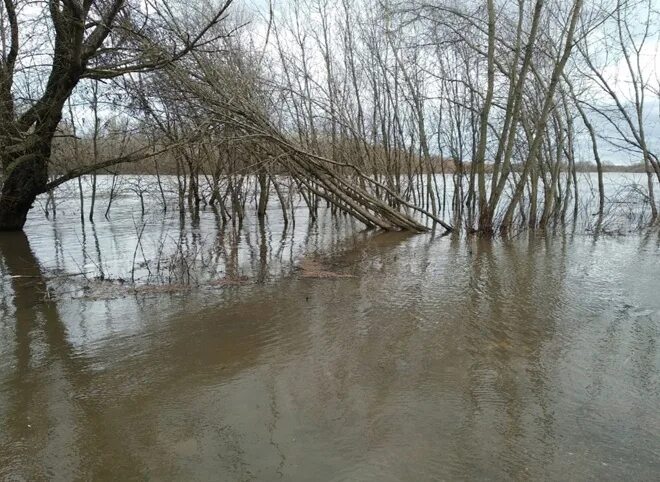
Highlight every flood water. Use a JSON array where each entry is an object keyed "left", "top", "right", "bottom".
[{"left": 1, "top": 175, "right": 659, "bottom": 480}]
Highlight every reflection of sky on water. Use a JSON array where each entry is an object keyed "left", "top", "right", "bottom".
[{"left": 0, "top": 218, "right": 658, "bottom": 480}]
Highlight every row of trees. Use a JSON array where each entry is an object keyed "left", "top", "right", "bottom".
[{"left": 1, "top": 0, "right": 658, "bottom": 233}]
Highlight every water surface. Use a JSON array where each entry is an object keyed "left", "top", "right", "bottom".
[{"left": 0, "top": 177, "right": 659, "bottom": 480}]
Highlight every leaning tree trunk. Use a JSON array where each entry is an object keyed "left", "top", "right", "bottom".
[{"left": 0, "top": 20, "right": 81, "bottom": 231}]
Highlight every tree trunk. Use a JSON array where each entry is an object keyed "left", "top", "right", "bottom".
[
  {"left": 257, "top": 170, "right": 269, "bottom": 218},
  {"left": 0, "top": 151, "right": 48, "bottom": 231}
]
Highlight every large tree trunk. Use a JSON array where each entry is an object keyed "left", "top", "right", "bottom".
[
  {"left": 0, "top": 98, "right": 60, "bottom": 230},
  {"left": 0, "top": 150, "right": 49, "bottom": 231}
]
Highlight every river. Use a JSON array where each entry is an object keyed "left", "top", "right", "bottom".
[{"left": 0, "top": 174, "right": 659, "bottom": 480}]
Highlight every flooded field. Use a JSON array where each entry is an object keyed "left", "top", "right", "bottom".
[{"left": 0, "top": 174, "right": 659, "bottom": 480}]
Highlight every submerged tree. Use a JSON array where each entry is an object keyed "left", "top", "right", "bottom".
[{"left": 0, "top": 0, "right": 232, "bottom": 230}]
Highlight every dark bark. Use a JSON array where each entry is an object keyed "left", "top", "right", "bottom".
[
  {"left": 0, "top": 139, "right": 51, "bottom": 230},
  {"left": 257, "top": 170, "right": 269, "bottom": 218}
]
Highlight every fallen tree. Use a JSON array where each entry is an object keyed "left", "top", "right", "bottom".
[{"left": 137, "top": 37, "right": 453, "bottom": 233}]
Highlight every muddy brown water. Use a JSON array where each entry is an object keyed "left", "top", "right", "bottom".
[{"left": 1, "top": 178, "right": 660, "bottom": 480}]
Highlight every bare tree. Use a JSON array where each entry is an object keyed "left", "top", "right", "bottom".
[{"left": 0, "top": 0, "right": 232, "bottom": 230}]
